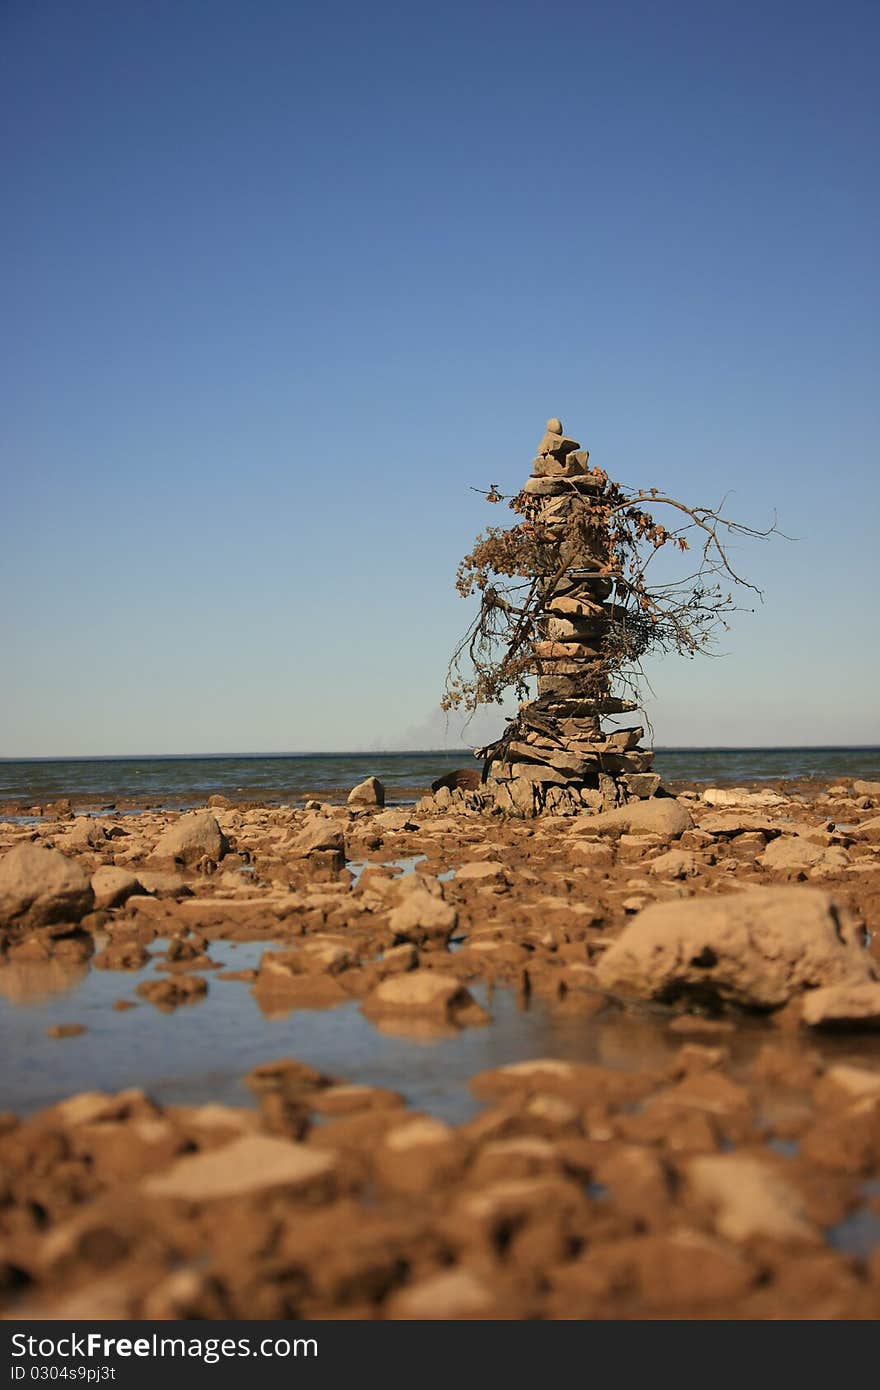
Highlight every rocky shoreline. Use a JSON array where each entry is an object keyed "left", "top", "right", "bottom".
[{"left": 3, "top": 775, "right": 880, "bottom": 1318}]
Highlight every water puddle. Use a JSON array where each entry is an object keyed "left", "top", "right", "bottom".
[
  {"left": 1, "top": 934, "right": 694, "bottom": 1125},
  {"left": 827, "top": 1205, "right": 880, "bottom": 1258},
  {"left": 346, "top": 854, "right": 427, "bottom": 887}
]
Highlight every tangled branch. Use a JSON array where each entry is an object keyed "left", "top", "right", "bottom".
[{"left": 443, "top": 467, "right": 784, "bottom": 715}]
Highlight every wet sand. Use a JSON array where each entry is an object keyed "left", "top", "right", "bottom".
[{"left": 2, "top": 776, "right": 880, "bottom": 1319}]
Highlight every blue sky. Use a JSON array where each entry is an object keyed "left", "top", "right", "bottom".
[{"left": 2, "top": 0, "right": 878, "bottom": 755}]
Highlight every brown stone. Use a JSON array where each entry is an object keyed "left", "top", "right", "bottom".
[
  {"left": 596, "top": 886, "right": 872, "bottom": 1010},
  {"left": 0, "top": 844, "right": 94, "bottom": 931},
  {"left": 142, "top": 1134, "right": 338, "bottom": 1203}
]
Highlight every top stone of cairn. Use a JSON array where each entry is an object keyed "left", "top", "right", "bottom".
[{"left": 537, "top": 418, "right": 580, "bottom": 459}]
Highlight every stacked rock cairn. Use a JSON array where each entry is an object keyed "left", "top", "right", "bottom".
[{"left": 421, "top": 418, "right": 661, "bottom": 819}]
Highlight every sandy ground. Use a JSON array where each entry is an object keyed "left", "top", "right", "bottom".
[{"left": 2, "top": 776, "right": 880, "bottom": 1319}]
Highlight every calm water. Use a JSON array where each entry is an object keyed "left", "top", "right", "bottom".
[{"left": 1, "top": 747, "right": 879, "bottom": 808}]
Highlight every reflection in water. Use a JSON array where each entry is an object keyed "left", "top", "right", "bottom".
[
  {"left": 7, "top": 925, "right": 880, "bottom": 1134},
  {"left": 370, "top": 1016, "right": 462, "bottom": 1042},
  {"left": 0, "top": 957, "right": 89, "bottom": 1005},
  {"left": 595, "top": 1011, "right": 680, "bottom": 1073}
]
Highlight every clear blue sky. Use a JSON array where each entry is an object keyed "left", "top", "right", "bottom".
[{"left": 2, "top": 0, "right": 878, "bottom": 755}]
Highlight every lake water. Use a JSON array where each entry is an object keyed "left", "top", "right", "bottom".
[{"left": 1, "top": 746, "right": 878, "bottom": 809}]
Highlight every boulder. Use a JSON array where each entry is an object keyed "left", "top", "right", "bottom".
[
  {"left": 347, "top": 776, "right": 385, "bottom": 808},
  {"left": 574, "top": 799, "right": 693, "bottom": 842},
  {"left": 149, "top": 812, "right": 228, "bottom": 866},
  {"left": 595, "top": 886, "right": 873, "bottom": 1010},
  {"left": 0, "top": 843, "right": 94, "bottom": 930}
]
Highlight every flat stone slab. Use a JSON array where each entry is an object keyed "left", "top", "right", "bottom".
[{"left": 142, "top": 1134, "right": 337, "bottom": 1202}]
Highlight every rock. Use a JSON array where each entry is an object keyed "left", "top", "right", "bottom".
[
  {"left": 821, "top": 1064, "right": 880, "bottom": 1099},
  {"left": 649, "top": 849, "right": 699, "bottom": 879},
  {"left": 570, "top": 839, "right": 614, "bottom": 869},
  {"left": 135, "top": 975, "right": 208, "bottom": 1010},
  {"left": 90, "top": 866, "right": 141, "bottom": 910},
  {"left": 853, "top": 780, "right": 880, "bottom": 798},
  {"left": 379, "top": 943, "right": 418, "bottom": 975},
  {"left": 624, "top": 772, "right": 662, "bottom": 799},
  {"left": 253, "top": 955, "right": 350, "bottom": 1010},
  {"left": 508, "top": 778, "right": 537, "bottom": 816},
  {"left": 142, "top": 1134, "right": 337, "bottom": 1202},
  {"left": 851, "top": 816, "right": 880, "bottom": 843},
  {"left": 697, "top": 811, "right": 781, "bottom": 836},
  {"left": 545, "top": 616, "right": 603, "bottom": 642},
  {"left": 701, "top": 787, "right": 788, "bottom": 808},
  {"left": 0, "top": 843, "right": 94, "bottom": 930},
  {"left": 245, "top": 1058, "right": 334, "bottom": 1097},
  {"left": 387, "top": 1268, "right": 497, "bottom": 1319},
  {"left": 362, "top": 971, "right": 488, "bottom": 1028},
  {"left": 544, "top": 594, "right": 602, "bottom": 619},
  {"left": 60, "top": 817, "right": 108, "bottom": 850},
  {"left": 207, "top": 794, "right": 232, "bottom": 808},
  {"left": 431, "top": 769, "right": 481, "bottom": 794},
  {"left": 802, "top": 982, "right": 880, "bottom": 1028},
  {"left": 595, "top": 886, "right": 873, "bottom": 1010},
  {"left": 290, "top": 818, "right": 346, "bottom": 856},
  {"left": 373, "top": 809, "right": 419, "bottom": 832},
  {"left": 347, "top": 776, "right": 385, "bottom": 808},
  {"left": 509, "top": 763, "right": 569, "bottom": 785},
  {"left": 133, "top": 871, "right": 191, "bottom": 898},
  {"left": 46, "top": 1023, "right": 86, "bottom": 1039},
  {"left": 575, "top": 799, "right": 693, "bottom": 842},
  {"left": 685, "top": 1153, "right": 818, "bottom": 1243},
  {"left": 310, "top": 1084, "right": 404, "bottom": 1115},
  {"left": 759, "top": 837, "right": 826, "bottom": 871},
  {"left": 454, "top": 861, "right": 507, "bottom": 885},
  {"left": 149, "top": 812, "right": 228, "bottom": 866},
  {"left": 92, "top": 941, "right": 151, "bottom": 970},
  {"left": 387, "top": 882, "right": 457, "bottom": 945},
  {"left": 375, "top": 1116, "right": 464, "bottom": 1196}
]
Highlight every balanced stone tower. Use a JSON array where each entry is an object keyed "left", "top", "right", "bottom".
[{"left": 476, "top": 418, "right": 660, "bottom": 818}]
